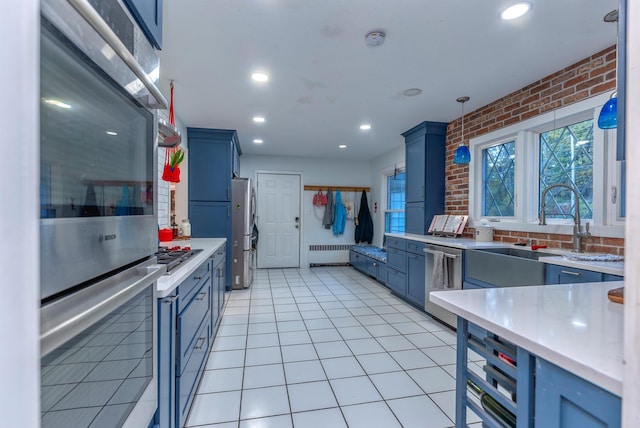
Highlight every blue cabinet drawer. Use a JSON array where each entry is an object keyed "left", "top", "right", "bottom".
[
  {"left": 177, "top": 281, "right": 211, "bottom": 375},
  {"left": 178, "top": 261, "right": 211, "bottom": 313},
  {"left": 545, "top": 265, "right": 603, "bottom": 284},
  {"left": 406, "top": 240, "right": 426, "bottom": 255},
  {"left": 603, "top": 273, "right": 623, "bottom": 282},
  {"left": 364, "top": 258, "right": 379, "bottom": 277},
  {"left": 387, "top": 247, "right": 407, "bottom": 273},
  {"left": 387, "top": 268, "right": 406, "bottom": 294},
  {"left": 377, "top": 263, "right": 388, "bottom": 285},
  {"left": 177, "top": 318, "right": 210, "bottom": 428},
  {"left": 386, "top": 236, "right": 407, "bottom": 250}
]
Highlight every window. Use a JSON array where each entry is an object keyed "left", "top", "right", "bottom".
[
  {"left": 468, "top": 93, "right": 624, "bottom": 238},
  {"left": 385, "top": 171, "right": 405, "bottom": 233}
]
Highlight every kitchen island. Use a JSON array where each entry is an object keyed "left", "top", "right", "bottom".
[{"left": 431, "top": 281, "right": 623, "bottom": 428}]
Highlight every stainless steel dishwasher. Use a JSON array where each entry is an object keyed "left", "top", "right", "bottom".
[{"left": 424, "top": 244, "right": 463, "bottom": 328}]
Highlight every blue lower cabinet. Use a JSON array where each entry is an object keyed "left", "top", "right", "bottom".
[
  {"left": 535, "top": 358, "right": 621, "bottom": 428},
  {"left": 406, "top": 252, "right": 425, "bottom": 306},
  {"left": 603, "top": 273, "right": 623, "bottom": 282},
  {"left": 386, "top": 267, "right": 406, "bottom": 295},
  {"left": 545, "top": 265, "right": 603, "bottom": 284},
  {"left": 157, "top": 293, "right": 177, "bottom": 428}
]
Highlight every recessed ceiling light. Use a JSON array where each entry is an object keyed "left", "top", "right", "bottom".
[
  {"left": 253, "top": 139, "right": 263, "bottom": 144},
  {"left": 365, "top": 31, "right": 385, "bottom": 47},
  {"left": 253, "top": 116, "right": 265, "bottom": 123},
  {"left": 403, "top": 88, "right": 422, "bottom": 97},
  {"left": 338, "top": 144, "right": 347, "bottom": 149},
  {"left": 500, "top": 2, "right": 531, "bottom": 20},
  {"left": 251, "top": 72, "right": 269, "bottom": 82},
  {"left": 106, "top": 131, "right": 118, "bottom": 136},
  {"left": 360, "top": 124, "right": 371, "bottom": 130},
  {"left": 43, "top": 98, "right": 71, "bottom": 109}
]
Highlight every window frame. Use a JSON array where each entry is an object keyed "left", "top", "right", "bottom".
[
  {"left": 382, "top": 164, "right": 406, "bottom": 234},
  {"left": 468, "top": 93, "right": 624, "bottom": 239}
]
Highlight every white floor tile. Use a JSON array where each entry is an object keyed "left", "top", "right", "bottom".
[
  {"left": 389, "top": 349, "right": 437, "bottom": 370},
  {"left": 198, "top": 367, "right": 243, "bottom": 393},
  {"left": 291, "top": 407, "right": 347, "bottom": 428},
  {"left": 407, "top": 366, "right": 456, "bottom": 394},
  {"left": 243, "top": 364, "right": 285, "bottom": 389},
  {"left": 283, "top": 360, "right": 326, "bottom": 384},
  {"left": 246, "top": 333, "right": 280, "bottom": 349},
  {"left": 308, "top": 327, "right": 342, "bottom": 343},
  {"left": 245, "top": 346, "right": 282, "bottom": 366},
  {"left": 303, "top": 318, "right": 335, "bottom": 330},
  {"left": 363, "top": 324, "right": 401, "bottom": 337},
  {"left": 280, "top": 344, "right": 317, "bottom": 363},
  {"left": 287, "top": 381, "right": 338, "bottom": 412},
  {"left": 341, "top": 402, "right": 402, "bottom": 428},
  {"left": 213, "top": 336, "right": 247, "bottom": 351},
  {"left": 186, "top": 390, "right": 241, "bottom": 426},
  {"left": 405, "top": 332, "right": 447, "bottom": 348},
  {"left": 330, "top": 316, "right": 361, "bottom": 328},
  {"left": 321, "top": 356, "right": 366, "bottom": 379},
  {"left": 239, "top": 414, "right": 292, "bottom": 428},
  {"left": 278, "top": 330, "right": 312, "bottom": 346},
  {"left": 422, "top": 346, "right": 458, "bottom": 366},
  {"left": 337, "top": 326, "right": 372, "bottom": 340},
  {"left": 354, "top": 314, "right": 387, "bottom": 326},
  {"left": 240, "top": 385, "right": 290, "bottom": 420},
  {"left": 247, "top": 322, "right": 278, "bottom": 335},
  {"left": 217, "top": 324, "right": 249, "bottom": 337},
  {"left": 313, "top": 341, "right": 353, "bottom": 359},
  {"left": 429, "top": 390, "right": 482, "bottom": 425},
  {"left": 355, "top": 353, "right": 403, "bottom": 375},
  {"left": 323, "top": 308, "right": 352, "bottom": 318},
  {"left": 387, "top": 395, "right": 452, "bottom": 428},
  {"left": 330, "top": 376, "right": 382, "bottom": 406},
  {"left": 275, "top": 312, "right": 303, "bottom": 322},
  {"left": 369, "top": 372, "right": 424, "bottom": 400},
  {"left": 206, "top": 349, "right": 246, "bottom": 370},
  {"left": 432, "top": 329, "right": 458, "bottom": 345},
  {"left": 376, "top": 335, "right": 416, "bottom": 352},
  {"left": 345, "top": 338, "right": 386, "bottom": 355},
  {"left": 276, "top": 320, "right": 307, "bottom": 332}
]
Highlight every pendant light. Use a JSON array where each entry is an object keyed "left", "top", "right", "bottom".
[
  {"left": 597, "top": 9, "right": 619, "bottom": 129},
  {"left": 453, "top": 96, "right": 471, "bottom": 164}
]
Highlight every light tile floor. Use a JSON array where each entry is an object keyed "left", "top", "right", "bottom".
[{"left": 186, "top": 267, "right": 484, "bottom": 428}]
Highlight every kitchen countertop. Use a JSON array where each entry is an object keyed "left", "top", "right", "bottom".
[
  {"left": 538, "top": 255, "right": 624, "bottom": 276},
  {"left": 430, "top": 281, "right": 624, "bottom": 396},
  {"left": 385, "top": 232, "right": 509, "bottom": 250},
  {"left": 156, "top": 238, "right": 226, "bottom": 298}
]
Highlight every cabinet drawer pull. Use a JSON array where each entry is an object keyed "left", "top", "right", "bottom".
[
  {"left": 194, "top": 275, "right": 204, "bottom": 280},
  {"left": 373, "top": 262, "right": 378, "bottom": 267},
  {"left": 561, "top": 270, "right": 582, "bottom": 277},
  {"left": 194, "top": 337, "right": 206, "bottom": 349},
  {"left": 163, "top": 295, "right": 178, "bottom": 304},
  {"left": 195, "top": 291, "right": 207, "bottom": 300}
]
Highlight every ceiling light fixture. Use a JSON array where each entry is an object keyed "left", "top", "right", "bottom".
[
  {"left": 453, "top": 96, "right": 471, "bottom": 165},
  {"left": 403, "top": 88, "right": 422, "bottom": 97},
  {"left": 360, "top": 124, "right": 371, "bottom": 130},
  {"left": 251, "top": 72, "right": 269, "bottom": 82},
  {"left": 365, "top": 31, "right": 385, "bottom": 47},
  {"left": 597, "top": 9, "right": 619, "bottom": 129},
  {"left": 500, "top": 2, "right": 531, "bottom": 20},
  {"left": 253, "top": 139, "right": 263, "bottom": 144},
  {"left": 339, "top": 144, "right": 347, "bottom": 149},
  {"left": 106, "top": 131, "right": 118, "bottom": 136},
  {"left": 43, "top": 98, "right": 71, "bottom": 109},
  {"left": 253, "top": 116, "right": 265, "bottom": 123}
]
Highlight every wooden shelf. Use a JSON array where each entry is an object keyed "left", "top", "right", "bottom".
[{"left": 304, "top": 185, "right": 370, "bottom": 193}]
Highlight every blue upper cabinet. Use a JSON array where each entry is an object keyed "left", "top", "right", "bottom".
[
  {"left": 402, "top": 121, "right": 447, "bottom": 235},
  {"left": 123, "top": 0, "right": 163, "bottom": 49}
]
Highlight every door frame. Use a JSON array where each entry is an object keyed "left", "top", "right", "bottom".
[{"left": 254, "top": 170, "right": 304, "bottom": 269}]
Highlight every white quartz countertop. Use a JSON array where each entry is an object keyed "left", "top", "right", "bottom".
[
  {"left": 385, "top": 233, "right": 509, "bottom": 250},
  {"left": 156, "top": 238, "right": 226, "bottom": 298},
  {"left": 430, "top": 281, "right": 624, "bottom": 396},
  {"left": 538, "top": 255, "right": 624, "bottom": 276}
]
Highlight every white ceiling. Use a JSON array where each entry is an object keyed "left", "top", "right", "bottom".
[{"left": 159, "top": 0, "right": 617, "bottom": 161}]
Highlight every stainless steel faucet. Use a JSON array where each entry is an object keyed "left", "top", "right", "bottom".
[{"left": 539, "top": 184, "right": 591, "bottom": 252}]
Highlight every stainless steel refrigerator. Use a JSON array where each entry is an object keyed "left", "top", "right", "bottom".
[{"left": 231, "top": 178, "right": 256, "bottom": 289}]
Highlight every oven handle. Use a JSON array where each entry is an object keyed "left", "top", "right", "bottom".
[
  {"left": 424, "top": 248, "right": 458, "bottom": 259},
  {"left": 40, "top": 260, "right": 166, "bottom": 357},
  {"left": 66, "top": 0, "right": 169, "bottom": 109}
]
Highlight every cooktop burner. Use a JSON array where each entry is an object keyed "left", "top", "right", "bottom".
[{"left": 155, "top": 247, "right": 203, "bottom": 274}]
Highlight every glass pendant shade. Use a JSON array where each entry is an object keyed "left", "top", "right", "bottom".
[
  {"left": 454, "top": 144, "right": 471, "bottom": 164},
  {"left": 597, "top": 95, "right": 617, "bottom": 129}
]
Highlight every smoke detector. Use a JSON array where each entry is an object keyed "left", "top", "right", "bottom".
[{"left": 365, "top": 31, "right": 385, "bottom": 47}]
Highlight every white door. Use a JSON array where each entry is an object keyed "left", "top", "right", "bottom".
[{"left": 256, "top": 173, "right": 301, "bottom": 268}]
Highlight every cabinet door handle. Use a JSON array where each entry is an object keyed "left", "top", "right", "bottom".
[
  {"left": 373, "top": 262, "right": 378, "bottom": 267},
  {"left": 561, "top": 270, "right": 582, "bottom": 277},
  {"left": 194, "top": 275, "right": 204, "bottom": 280},
  {"left": 162, "top": 295, "right": 178, "bottom": 304},
  {"left": 195, "top": 291, "right": 207, "bottom": 300},
  {"left": 194, "top": 337, "right": 206, "bottom": 349}
]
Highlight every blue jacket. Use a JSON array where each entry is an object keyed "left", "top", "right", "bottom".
[{"left": 332, "top": 190, "right": 347, "bottom": 235}]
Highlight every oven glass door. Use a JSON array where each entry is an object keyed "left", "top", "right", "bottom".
[
  {"left": 41, "top": 283, "right": 154, "bottom": 427},
  {"left": 40, "top": 20, "right": 154, "bottom": 220}
]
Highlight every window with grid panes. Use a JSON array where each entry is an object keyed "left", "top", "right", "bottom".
[
  {"left": 482, "top": 141, "right": 515, "bottom": 217},
  {"left": 385, "top": 172, "right": 405, "bottom": 233}
]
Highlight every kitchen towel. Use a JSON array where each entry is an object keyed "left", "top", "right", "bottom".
[
  {"left": 322, "top": 188, "right": 334, "bottom": 229},
  {"left": 431, "top": 251, "right": 450, "bottom": 289},
  {"left": 354, "top": 190, "right": 373, "bottom": 244}
]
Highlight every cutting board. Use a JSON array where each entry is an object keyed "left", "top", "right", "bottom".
[{"left": 607, "top": 287, "right": 624, "bottom": 304}]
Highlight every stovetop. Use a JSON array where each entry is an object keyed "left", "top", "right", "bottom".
[{"left": 155, "top": 246, "right": 203, "bottom": 274}]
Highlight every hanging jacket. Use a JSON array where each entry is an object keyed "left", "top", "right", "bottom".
[
  {"left": 322, "top": 188, "right": 335, "bottom": 229},
  {"left": 332, "top": 190, "right": 347, "bottom": 235},
  {"left": 354, "top": 190, "right": 374, "bottom": 244}
]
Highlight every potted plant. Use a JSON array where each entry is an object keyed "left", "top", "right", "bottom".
[{"left": 162, "top": 147, "right": 184, "bottom": 183}]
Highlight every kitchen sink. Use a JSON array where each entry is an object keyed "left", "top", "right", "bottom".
[{"left": 465, "top": 247, "right": 555, "bottom": 288}]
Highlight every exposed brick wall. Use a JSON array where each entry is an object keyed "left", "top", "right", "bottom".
[{"left": 445, "top": 45, "right": 623, "bottom": 254}]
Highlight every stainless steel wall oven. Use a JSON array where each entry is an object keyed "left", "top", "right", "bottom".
[{"left": 40, "top": 0, "right": 168, "bottom": 426}]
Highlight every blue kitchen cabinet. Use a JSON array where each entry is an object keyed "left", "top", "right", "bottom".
[
  {"left": 406, "top": 241, "right": 426, "bottom": 307},
  {"left": 603, "top": 273, "right": 623, "bottom": 282},
  {"left": 385, "top": 237, "right": 427, "bottom": 308},
  {"left": 188, "top": 128, "right": 241, "bottom": 289},
  {"left": 402, "top": 121, "right": 447, "bottom": 235},
  {"left": 157, "top": 258, "right": 215, "bottom": 428},
  {"left": 535, "top": 358, "right": 621, "bottom": 428},
  {"left": 386, "top": 237, "right": 408, "bottom": 295},
  {"left": 122, "top": 0, "right": 163, "bottom": 49},
  {"left": 545, "top": 265, "right": 603, "bottom": 284}
]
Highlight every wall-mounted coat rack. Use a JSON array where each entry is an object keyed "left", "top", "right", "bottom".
[{"left": 304, "top": 185, "right": 370, "bottom": 193}]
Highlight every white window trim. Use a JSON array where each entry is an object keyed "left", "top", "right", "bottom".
[
  {"left": 468, "top": 93, "right": 624, "bottom": 239},
  {"left": 381, "top": 163, "right": 406, "bottom": 233}
]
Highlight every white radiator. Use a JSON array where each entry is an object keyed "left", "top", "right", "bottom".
[{"left": 307, "top": 244, "right": 351, "bottom": 266}]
